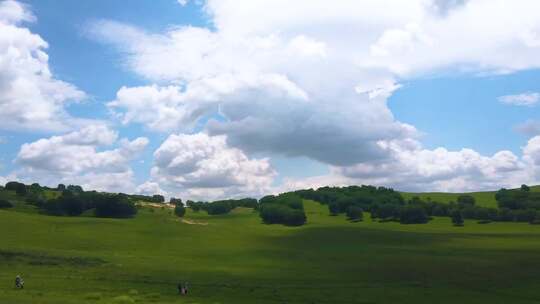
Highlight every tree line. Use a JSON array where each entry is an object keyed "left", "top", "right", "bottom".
[{"left": 3, "top": 181, "right": 137, "bottom": 218}]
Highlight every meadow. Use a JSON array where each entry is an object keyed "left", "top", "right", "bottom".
[{"left": 2, "top": 191, "right": 540, "bottom": 303}]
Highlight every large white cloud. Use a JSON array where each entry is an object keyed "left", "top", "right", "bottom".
[
  {"left": 15, "top": 125, "right": 148, "bottom": 192},
  {"left": 0, "top": 0, "right": 86, "bottom": 131},
  {"left": 148, "top": 133, "right": 276, "bottom": 200},
  {"left": 280, "top": 137, "right": 540, "bottom": 193},
  {"left": 88, "top": 0, "right": 540, "bottom": 194}
]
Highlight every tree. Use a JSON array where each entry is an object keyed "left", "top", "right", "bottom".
[
  {"left": 521, "top": 184, "right": 531, "bottom": 192},
  {"left": 94, "top": 194, "right": 137, "bottom": 218},
  {"left": 174, "top": 204, "right": 186, "bottom": 217},
  {"left": 6, "top": 181, "right": 27, "bottom": 196},
  {"left": 457, "top": 195, "right": 475, "bottom": 208},
  {"left": 450, "top": 209, "right": 464, "bottom": 226},
  {"left": 170, "top": 197, "right": 183, "bottom": 206},
  {"left": 328, "top": 202, "right": 340, "bottom": 216},
  {"left": 57, "top": 184, "right": 66, "bottom": 191},
  {"left": 399, "top": 206, "right": 429, "bottom": 224},
  {"left": 346, "top": 206, "right": 363, "bottom": 221},
  {"left": 0, "top": 199, "right": 13, "bottom": 209},
  {"left": 152, "top": 194, "right": 165, "bottom": 203}
]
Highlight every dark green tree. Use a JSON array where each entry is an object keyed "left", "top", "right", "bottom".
[
  {"left": 450, "top": 209, "right": 464, "bottom": 226},
  {"left": 346, "top": 206, "right": 363, "bottom": 221},
  {"left": 174, "top": 204, "right": 186, "bottom": 217}
]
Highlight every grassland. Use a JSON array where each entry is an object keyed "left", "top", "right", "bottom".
[
  {"left": 401, "top": 185, "right": 540, "bottom": 208},
  {"left": 2, "top": 191, "right": 540, "bottom": 303}
]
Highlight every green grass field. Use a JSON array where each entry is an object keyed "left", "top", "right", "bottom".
[
  {"left": 401, "top": 185, "right": 540, "bottom": 208},
  {"left": 2, "top": 192, "right": 540, "bottom": 304}
]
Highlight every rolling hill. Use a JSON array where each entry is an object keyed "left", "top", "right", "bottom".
[{"left": 2, "top": 187, "right": 540, "bottom": 303}]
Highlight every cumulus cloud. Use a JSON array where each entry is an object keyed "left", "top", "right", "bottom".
[
  {"left": 148, "top": 133, "right": 276, "bottom": 200},
  {"left": 88, "top": 0, "right": 540, "bottom": 194},
  {"left": 15, "top": 125, "right": 148, "bottom": 192},
  {"left": 498, "top": 92, "right": 540, "bottom": 107},
  {"left": 281, "top": 138, "right": 540, "bottom": 193},
  {"left": 0, "top": 0, "right": 86, "bottom": 131},
  {"left": 136, "top": 181, "right": 167, "bottom": 196}
]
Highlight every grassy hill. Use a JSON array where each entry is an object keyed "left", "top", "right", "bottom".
[
  {"left": 2, "top": 195, "right": 540, "bottom": 303},
  {"left": 401, "top": 185, "right": 540, "bottom": 208}
]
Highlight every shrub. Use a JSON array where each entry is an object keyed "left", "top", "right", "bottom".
[
  {"left": 514, "top": 209, "right": 537, "bottom": 223},
  {"left": 399, "top": 205, "right": 429, "bottom": 224},
  {"left": 328, "top": 202, "right": 340, "bottom": 216},
  {"left": 346, "top": 206, "right": 363, "bottom": 221},
  {"left": 5, "top": 181, "right": 27, "bottom": 196},
  {"left": 205, "top": 201, "right": 233, "bottom": 215},
  {"left": 259, "top": 203, "right": 306, "bottom": 226},
  {"left": 457, "top": 195, "right": 475, "bottom": 208},
  {"left": 450, "top": 209, "right": 464, "bottom": 226},
  {"left": 0, "top": 199, "right": 13, "bottom": 209},
  {"left": 174, "top": 204, "right": 186, "bottom": 217},
  {"left": 94, "top": 194, "right": 137, "bottom": 218}
]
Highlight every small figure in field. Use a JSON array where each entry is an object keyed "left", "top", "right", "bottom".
[
  {"left": 177, "top": 282, "right": 184, "bottom": 295},
  {"left": 177, "top": 281, "right": 189, "bottom": 295},
  {"left": 15, "top": 275, "right": 24, "bottom": 289}
]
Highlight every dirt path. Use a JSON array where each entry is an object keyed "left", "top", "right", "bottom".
[{"left": 181, "top": 219, "right": 208, "bottom": 226}]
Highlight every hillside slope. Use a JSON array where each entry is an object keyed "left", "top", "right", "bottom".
[
  {"left": 401, "top": 185, "right": 540, "bottom": 208},
  {"left": 2, "top": 200, "right": 540, "bottom": 303}
]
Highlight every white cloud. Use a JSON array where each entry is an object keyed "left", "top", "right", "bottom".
[
  {"left": 88, "top": 0, "right": 540, "bottom": 194},
  {"left": 498, "top": 92, "right": 540, "bottom": 107},
  {"left": 149, "top": 133, "right": 276, "bottom": 200},
  {"left": 515, "top": 119, "right": 540, "bottom": 136},
  {"left": 0, "top": 0, "right": 86, "bottom": 131},
  {"left": 15, "top": 125, "right": 148, "bottom": 192},
  {"left": 281, "top": 138, "right": 540, "bottom": 193},
  {"left": 136, "top": 181, "right": 167, "bottom": 196},
  {"left": 177, "top": 0, "right": 189, "bottom": 6}
]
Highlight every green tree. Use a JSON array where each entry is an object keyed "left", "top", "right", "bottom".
[
  {"left": 450, "top": 209, "right": 464, "bottom": 226},
  {"left": 399, "top": 206, "right": 429, "bottom": 224},
  {"left": 174, "top": 204, "right": 186, "bottom": 217},
  {"left": 457, "top": 195, "right": 475, "bottom": 208},
  {"left": 346, "top": 206, "right": 363, "bottom": 221},
  {"left": 0, "top": 199, "right": 13, "bottom": 209}
]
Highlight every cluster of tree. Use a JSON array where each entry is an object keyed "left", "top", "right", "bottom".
[
  {"left": 258, "top": 193, "right": 307, "bottom": 226},
  {"left": 0, "top": 199, "right": 13, "bottom": 209},
  {"left": 42, "top": 190, "right": 137, "bottom": 218},
  {"left": 5, "top": 181, "right": 27, "bottom": 196},
  {"left": 496, "top": 185, "right": 540, "bottom": 210},
  {"left": 124, "top": 194, "right": 165, "bottom": 203},
  {"left": 295, "top": 185, "right": 430, "bottom": 224},
  {"left": 185, "top": 198, "right": 258, "bottom": 215}
]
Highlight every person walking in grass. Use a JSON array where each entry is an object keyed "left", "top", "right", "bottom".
[
  {"left": 177, "top": 282, "right": 184, "bottom": 295},
  {"left": 15, "top": 275, "right": 24, "bottom": 289}
]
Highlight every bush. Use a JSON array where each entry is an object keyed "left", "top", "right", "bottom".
[
  {"left": 94, "top": 194, "right": 137, "bottom": 218},
  {"left": 174, "top": 204, "right": 186, "bottom": 217},
  {"left": 457, "top": 195, "right": 475, "bottom": 208},
  {"left": 328, "top": 202, "right": 340, "bottom": 216},
  {"left": 259, "top": 203, "right": 306, "bottom": 226},
  {"left": 5, "top": 181, "right": 27, "bottom": 196},
  {"left": 205, "top": 201, "right": 233, "bottom": 215},
  {"left": 346, "top": 206, "right": 363, "bottom": 221},
  {"left": 514, "top": 209, "right": 537, "bottom": 222},
  {"left": 399, "top": 206, "right": 429, "bottom": 224},
  {"left": 451, "top": 209, "right": 464, "bottom": 226},
  {"left": 0, "top": 199, "right": 13, "bottom": 209}
]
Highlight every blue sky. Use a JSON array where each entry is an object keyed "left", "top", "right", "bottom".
[{"left": 2, "top": 0, "right": 540, "bottom": 199}]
